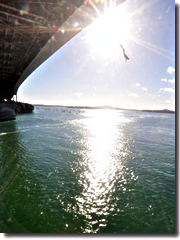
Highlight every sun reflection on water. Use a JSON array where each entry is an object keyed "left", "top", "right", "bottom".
[{"left": 72, "top": 109, "right": 133, "bottom": 233}]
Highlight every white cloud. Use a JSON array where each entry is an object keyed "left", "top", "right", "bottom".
[
  {"left": 159, "top": 88, "right": 175, "bottom": 93},
  {"left": 161, "top": 78, "right": 175, "bottom": 83},
  {"left": 161, "top": 78, "right": 168, "bottom": 82},
  {"left": 135, "top": 83, "right": 147, "bottom": 91},
  {"left": 141, "top": 87, "right": 148, "bottom": 91},
  {"left": 74, "top": 92, "right": 82, "bottom": 97},
  {"left": 167, "top": 66, "right": 175, "bottom": 74},
  {"left": 166, "top": 100, "right": 171, "bottom": 103},
  {"left": 128, "top": 93, "right": 139, "bottom": 97}
]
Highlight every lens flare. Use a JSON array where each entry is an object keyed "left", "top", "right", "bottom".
[{"left": 85, "top": 4, "right": 131, "bottom": 58}]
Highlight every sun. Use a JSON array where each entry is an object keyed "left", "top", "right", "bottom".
[{"left": 85, "top": 4, "right": 131, "bottom": 58}]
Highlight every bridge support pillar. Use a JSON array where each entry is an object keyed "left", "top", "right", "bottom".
[{"left": 0, "top": 103, "right": 16, "bottom": 121}]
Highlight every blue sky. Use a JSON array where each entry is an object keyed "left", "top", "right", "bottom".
[{"left": 17, "top": 0, "right": 175, "bottom": 110}]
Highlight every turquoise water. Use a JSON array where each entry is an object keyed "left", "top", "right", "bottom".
[{"left": 0, "top": 107, "right": 175, "bottom": 233}]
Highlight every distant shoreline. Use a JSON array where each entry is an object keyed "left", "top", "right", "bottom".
[{"left": 33, "top": 104, "right": 175, "bottom": 114}]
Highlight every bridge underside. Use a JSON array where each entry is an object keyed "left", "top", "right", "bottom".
[
  {"left": 0, "top": 0, "right": 125, "bottom": 120},
  {"left": 0, "top": 0, "right": 86, "bottom": 101}
]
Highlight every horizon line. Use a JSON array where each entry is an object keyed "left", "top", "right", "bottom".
[{"left": 31, "top": 103, "right": 175, "bottom": 113}]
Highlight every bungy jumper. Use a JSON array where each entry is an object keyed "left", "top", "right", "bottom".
[{"left": 120, "top": 44, "right": 130, "bottom": 62}]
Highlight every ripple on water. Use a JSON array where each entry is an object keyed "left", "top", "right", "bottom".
[{"left": 0, "top": 108, "right": 175, "bottom": 233}]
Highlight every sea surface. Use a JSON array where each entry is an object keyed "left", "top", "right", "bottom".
[{"left": 0, "top": 106, "right": 175, "bottom": 233}]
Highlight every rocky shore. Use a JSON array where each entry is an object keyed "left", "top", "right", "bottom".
[
  {"left": 15, "top": 101, "right": 34, "bottom": 114},
  {"left": 0, "top": 101, "right": 34, "bottom": 121}
]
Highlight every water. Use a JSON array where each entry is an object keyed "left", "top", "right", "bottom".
[{"left": 0, "top": 107, "right": 175, "bottom": 233}]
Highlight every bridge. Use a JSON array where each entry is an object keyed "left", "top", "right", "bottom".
[{"left": 0, "top": 0, "right": 125, "bottom": 121}]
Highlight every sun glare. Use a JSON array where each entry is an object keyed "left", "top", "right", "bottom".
[
  {"left": 86, "top": 4, "right": 130, "bottom": 58},
  {"left": 73, "top": 110, "right": 127, "bottom": 232}
]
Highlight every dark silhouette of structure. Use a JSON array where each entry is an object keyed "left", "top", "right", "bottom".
[
  {"left": 0, "top": 0, "right": 126, "bottom": 120},
  {"left": 120, "top": 44, "right": 130, "bottom": 62}
]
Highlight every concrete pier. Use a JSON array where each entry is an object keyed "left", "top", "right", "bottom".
[{"left": 0, "top": 103, "right": 16, "bottom": 121}]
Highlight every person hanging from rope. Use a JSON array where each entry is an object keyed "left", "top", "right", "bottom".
[{"left": 120, "top": 44, "right": 130, "bottom": 62}]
